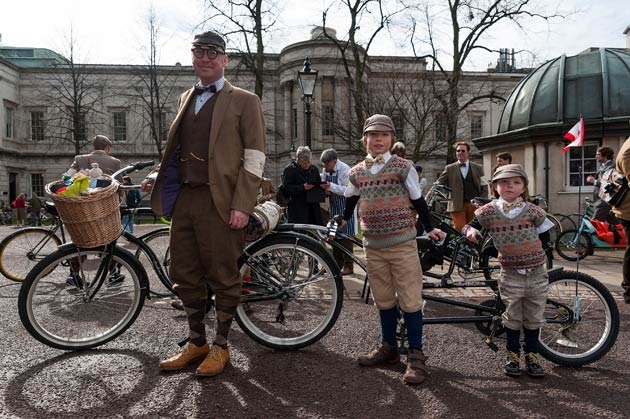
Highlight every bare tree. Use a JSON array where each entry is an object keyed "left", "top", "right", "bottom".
[
  {"left": 200, "top": 0, "right": 281, "bottom": 98},
  {"left": 321, "top": 0, "right": 409, "bottom": 143},
  {"left": 36, "top": 28, "right": 106, "bottom": 155},
  {"left": 408, "top": 0, "right": 565, "bottom": 162},
  {"left": 127, "top": 5, "right": 181, "bottom": 160}
]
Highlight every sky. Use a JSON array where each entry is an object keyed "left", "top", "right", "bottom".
[{"left": 0, "top": 0, "right": 627, "bottom": 71}]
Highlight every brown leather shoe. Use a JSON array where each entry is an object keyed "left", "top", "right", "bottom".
[
  {"left": 196, "top": 345, "right": 230, "bottom": 377},
  {"left": 159, "top": 342, "right": 209, "bottom": 371},
  {"left": 357, "top": 342, "right": 400, "bottom": 366},
  {"left": 402, "top": 349, "right": 428, "bottom": 385}
]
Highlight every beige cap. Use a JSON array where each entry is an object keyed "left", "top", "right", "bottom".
[
  {"left": 492, "top": 163, "right": 528, "bottom": 185},
  {"left": 363, "top": 114, "right": 395, "bottom": 134}
]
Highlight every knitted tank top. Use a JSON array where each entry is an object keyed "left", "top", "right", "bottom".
[
  {"left": 349, "top": 156, "right": 416, "bottom": 248},
  {"left": 475, "top": 202, "right": 546, "bottom": 269}
]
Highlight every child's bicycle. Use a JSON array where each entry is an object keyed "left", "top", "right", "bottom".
[
  {"left": 555, "top": 199, "right": 626, "bottom": 261},
  {"left": 302, "top": 218, "right": 619, "bottom": 367},
  {"left": 18, "top": 162, "right": 343, "bottom": 352}
]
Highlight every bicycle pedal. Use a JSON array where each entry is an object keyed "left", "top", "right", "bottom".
[{"left": 483, "top": 337, "right": 499, "bottom": 352}]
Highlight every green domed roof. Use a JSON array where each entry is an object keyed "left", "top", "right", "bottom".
[{"left": 498, "top": 48, "right": 630, "bottom": 133}]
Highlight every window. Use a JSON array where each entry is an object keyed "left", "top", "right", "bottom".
[
  {"left": 470, "top": 114, "right": 483, "bottom": 139},
  {"left": 5, "top": 106, "right": 14, "bottom": 138},
  {"left": 322, "top": 104, "right": 334, "bottom": 136},
  {"left": 292, "top": 108, "right": 298, "bottom": 140},
  {"left": 31, "top": 174, "right": 44, "bottom": 197},
  {"left": 67, "top": 109, "right": 87, "bottom": 143},
  {"left": 392, "top": 114, "right": 405, "bottom": 139},
  {"left": 434, "top": 112, "right": 446, "bottom": 144},
  {"left": 31, "top": 111, "right": 45, "bottom": 141},
  {"left": 566, "top": 142, "right": 598, "bottom": 189},
  {"left": 112, "top": 111, "right": 127, "bottom": 142}
]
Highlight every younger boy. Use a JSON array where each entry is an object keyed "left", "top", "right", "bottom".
[{"left": 342, "top": 114, "right": 445, "bottom": 385}]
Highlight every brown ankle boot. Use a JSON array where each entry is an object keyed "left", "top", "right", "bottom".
[
  {"left": 159, "top": 342, "right": 209, "bottom": 371},
  {"left": 403, "top": 349, "right": 428, "bottom": 385},
  {"left": 357, "top": 342, "right": 400, "bottom": 366},
  {"left": 196, "top": 345, "right": 230, "bottom": 377}
]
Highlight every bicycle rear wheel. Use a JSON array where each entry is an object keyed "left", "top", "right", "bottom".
[
  {"left": 0, "top": 227, "right": 62, "bottom": 282},
  {"left": 18, "top": 243, "right": 148, "bottom": 350},
  {"left": 539, "top": 270, "right": 619, "bottom": 366},
  {"left": 555, "top": 229, "right": 592, "bottom": 261},
  {"left": 134, "top": 227, "right": 173, "bottom": 296},
  {"left": 236, "top": 232, "right": 343, "bottom": 350}
]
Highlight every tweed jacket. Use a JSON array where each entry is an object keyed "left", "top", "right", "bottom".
[
  {"left": 70, "top": 150, "right": 121, "bottom": 176},
  {"left": 612, "top": 136, "right": 630, "bottom": 221},
  {"left": 436, "top": 161, "right": 488, "bottom": 212},
  {"left": 150, "top": 81, "right": 266, "bottom": 224}
]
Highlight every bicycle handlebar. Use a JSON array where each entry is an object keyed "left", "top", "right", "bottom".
[{"left": 111, "top": 161, "right": 155, "bottom": 181}]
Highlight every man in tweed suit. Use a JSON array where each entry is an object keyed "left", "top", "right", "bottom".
[
  {"left": 142, "top": 30, "right": 266, "bottom": 377},
  {"left": 66, "top": 135, "right": 121, "bottom": 176},
  {"left": 436, "top": 141, "right": 488, "bottom": 232}
]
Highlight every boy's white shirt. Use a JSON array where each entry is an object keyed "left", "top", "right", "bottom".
[
  {"left": 494, "top": 197, "right": 554, "bottom": 233},
  {"left": 344, "top": 151, "right": 422, "bottom": 200}
]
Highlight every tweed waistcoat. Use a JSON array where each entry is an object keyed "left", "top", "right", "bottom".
[
  {"left": 177, "top": 93, "right": 218, "bottom": 185},
  {"left": 462, "top": 169, "right": 479, "bottom": 202}
]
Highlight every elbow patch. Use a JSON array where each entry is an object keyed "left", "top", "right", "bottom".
[{"left": 244, "top": 149, "right": 266, "bottom": 178}]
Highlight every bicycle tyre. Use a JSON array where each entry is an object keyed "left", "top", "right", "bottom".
[
  {"left": 553, "top": 213, "right": 577, "bottom": 231},
  {"left": 545, "top": 213, "right": 562, "bottom": 249},
  {"left": 539, "top": 269, "right": 619, "bottom": 366},
  {"left": 235, "top": 232, "right": 343, "bottom": 350},
  {"left": 555, "top": 229, "right": 592, "bottom": 261},
  {"left": 133, "top": 227, "right": 173, "bottom": 296},
  {"left": 18, "top": 243, "right": 148, "bottom": 351},
  {"left": 0, "top": 227, "right": 62, "bottom": 282}
]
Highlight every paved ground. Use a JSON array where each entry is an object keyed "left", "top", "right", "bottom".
[{"left": 0, "top": 225, "right": 628, "bottom": 418}]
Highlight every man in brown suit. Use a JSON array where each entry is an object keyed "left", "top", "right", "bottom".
[
  {"left": 436, "top": 141, "right": 488, "bottom": 232},
  {"left": 143, "top": 30, "right": 266, "bottom": 376},
  {"left": 66, "top": 135, "right": 121, "bottom": 176}
]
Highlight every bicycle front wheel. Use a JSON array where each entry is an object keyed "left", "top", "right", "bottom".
[
  {"left": 555, "top": 229, "right": 592, "bottom": 261},
  {"left": 134, "top": 227, "right": 173, "bottom": 296},
  {"left": 18, "top": 244, "right": 148, "bottom": 351},
  {"left": 539, "top": 270, "right": 619, "bottom": 366},
  {"left": 236, "top": 232, "right": 343, "bottom": 350},
  {"left": 0, "top": 227, "right": 62, "bottom": 282}
]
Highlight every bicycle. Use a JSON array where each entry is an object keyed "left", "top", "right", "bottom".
[
  {"left": 1, "top": 208, "right": 13, "bottom": 226},
  {"left": 312, "top": 219, "right": 619, "bottom": 367},
  {"left": 18, "top": 161, "right": 343, "bottom": 352},
  {"left": 555, "top": 199, "right": 626, "bottom": 261}
]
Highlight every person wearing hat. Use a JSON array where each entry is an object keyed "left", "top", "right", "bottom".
[
  {"left": 463, "top": 163, "right": 555, "bottom": 378},
  {"left": 340, "top": 114, "right": 445, "bottom": 385},
  {"left": 142, "top": 30, "right": 266, "bottom": 377},
  {"left": 65, "top": 135, "right": 121, "bottom": 177},
  {"left": 436, "top": 141, "right": 488, "bottom": 232}
]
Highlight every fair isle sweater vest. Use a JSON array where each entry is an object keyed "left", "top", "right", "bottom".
[
  {"left": 349, "top": 157, "right": 416, "bottom": 248},
  {"left": 475, "top": 202, "right": 546, "bottom": 269}
]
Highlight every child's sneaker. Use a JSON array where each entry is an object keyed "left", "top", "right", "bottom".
[
  {"left": 524, "top": 352, "right": 545, "bottom": 377},
  {"left": 504, "top": 351, "right": 521, "bottom": 377},
  {"left": 357, "top": 342, "right": 400, "bottom": 366}
]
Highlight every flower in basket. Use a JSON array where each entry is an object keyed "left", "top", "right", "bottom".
[{"left": 59, "top": 175, "right": 90, "bottom": 196}]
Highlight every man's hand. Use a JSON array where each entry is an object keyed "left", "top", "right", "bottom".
[
  {"left": 427, "top": 228, "right": 446, "bottom": 242},
  {"left": 230, "top": 209, "right": 249, "bottom": 230}
]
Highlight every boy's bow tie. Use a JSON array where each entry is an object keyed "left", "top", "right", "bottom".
[{"left": 365, "top": 154, "right": 385, "bottom": 168}]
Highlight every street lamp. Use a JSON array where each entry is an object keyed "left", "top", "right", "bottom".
[{"left": 297, "top": 56, "right": 318, "bottom": 148}]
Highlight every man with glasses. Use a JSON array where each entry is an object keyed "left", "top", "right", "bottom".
[
  {"left": 437, "top": 141, "right": 488, "bottom": 232},
  {"left": 143, "top": 30, "right": 266, "bottom": 377}
]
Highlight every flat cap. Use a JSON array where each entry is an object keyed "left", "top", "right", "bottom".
[
  {"left": 192, "top": 30, "right": 226, "bottom": 50},
  {"left": 92, "top": 135, "right": 112, "bottom": 149},
  {"left": 363, "top": 114, "right": 395, "bottom": 134},
  {"left": 492, "top": 163, "right": 529, "bottom": 184}
]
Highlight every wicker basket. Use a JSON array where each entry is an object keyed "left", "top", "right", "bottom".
[{"left": 45, "top": 176, "right": 122, "bottom": 248}]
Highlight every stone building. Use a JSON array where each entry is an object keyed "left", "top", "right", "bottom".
[{"left": 0, "top": 28, "right": 522, "bottom": 203}]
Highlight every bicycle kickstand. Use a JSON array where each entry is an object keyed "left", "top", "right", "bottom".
[{"left": 483, "top": 316, "right": 502, "bottom": 352}]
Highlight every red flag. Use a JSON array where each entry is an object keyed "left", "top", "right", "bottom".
[{"left": 562, "top": 117, "right": 585, "bottom": 153}]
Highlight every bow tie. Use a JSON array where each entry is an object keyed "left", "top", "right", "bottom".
[
  {"left": 459, "top": 162, "right": 467, "bottom": 167},
  {"left": 501, "top": 198, "right": 525, "bottom": 213},
  {"left": 365, "top": 154, "right": 385, "bottom": 169},
  {"left": 194, "top": 83, "right": 217, "bottom": 94}
]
